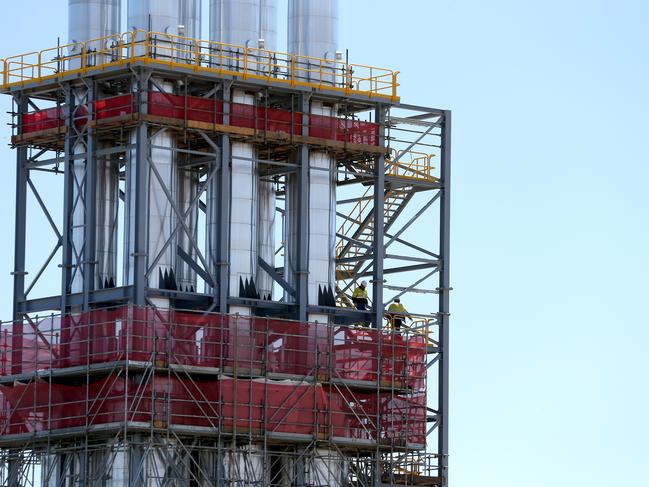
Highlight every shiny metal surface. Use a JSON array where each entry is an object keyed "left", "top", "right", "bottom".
[
  {"left": 68, "top": 0, "right": 121, "bottom": 46},
  {"left": 148, "top": 83, "right": 176, "bottom": 290},
  {"left": 229, "top": 90, "right": 258, "bottom": 298},
  {"left": 68, "top": 1, "right": 121, "bottom": 292},
  {"left": 126, "top": 2, "right": 202, "bottom": 296},
  {"left": 209, "top": 3, "right": 277, "bottom": 302},
  {"left": 128, "top": 0, "right": 179, "bottom": 34},
  {"left": 210, "top": 0, "right": 277, "bottom": 48},
  {"left": 285, "top": 2, "right": 338, "bottom": 316},
  {"left": 179, "top": 0, "right": 202, "bottom": 39},
  {"left": 307, "top": 143, "right": 336, "bottom": 308},
  {"left": 260, "top": 0, "right": 278, "bottom": 51},
  {"left": 95, "top": 156, "right": 119, "bottom": 289},
  {"left": 288, "top": 0, "right": 338, "bottom": 59},
  {"left": 257, "top": 180, "right": 276, "bottom": 299}
]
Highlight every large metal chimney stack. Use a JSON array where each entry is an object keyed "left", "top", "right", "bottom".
[
  {"left": 125, "top": 0, "right": 201, "bottom": 305},
  {"left": 209, "top": 0, "right": 278, "bottom": 315},
  {"left": 288, "top": 0, "right": 338, "bottom": 59},
  {"left": 67, "top": 0, "right": 122, "bottom": 295},
  {"left": 208, "top": 1, "right": 277, "bottom": 481},
  {"left": 287, "top": 0, "right": 339, "bottom": 324}
]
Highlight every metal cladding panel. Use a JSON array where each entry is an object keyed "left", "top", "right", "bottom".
[
  {"left": 257, "top": 180, "right": 276, "bottom": 299},
  {"left": 260, "top": 0, "right": 278, "bottom": 50},
  {"left": 148, "top": 117, "right": 176, "bottom": 289},
  {"left": 128, "top": 0, "right": 179, "bottom": 34},
  {"left": 95, "top": 156, "right": 119, "bottom": 289},
  {"left": 210, "top": 0, "right": 277, "bottom": 49},
  {"left": 287, "top": 0, "right": 338, "bottom": 58},
  {"left": 179, "top": 0, "right": 202, "bottom": 39},
  {"left": 68, "top": 0, "right": 121, "bottom": 45},
  {"left": 229, "top": 118, "right": 258, "bottom": 297},
  {"left": 308, "top": 148, "right": 335, "bottom": 306}
]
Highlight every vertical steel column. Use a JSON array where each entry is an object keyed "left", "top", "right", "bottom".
[
  {"left": 218, "top": 83, "right": 232, "bottom": 313},
  {"left": 60, "top": 85, "right": 75, "bottom": 311},
  {"left": 133, "top": 71, "right": 150, "bottom": 306},
  {"left": 296, "top": 95, "right": 310, "bottom": 322},
  {"left": 438, "top": 110, "right": 452, "bottom": 486},
  {"left": 82, "top": 81, "right": 97, "bottom": 310},
  {"left": 372, "top": 106, "right": 387, "bottom": 329},
  {"left": 11, "top": 94, "right": 28, "bottom": 375}
]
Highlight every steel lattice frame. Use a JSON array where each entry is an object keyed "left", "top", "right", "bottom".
[{"left": 2, "top": 61, "right": 451, "bottom": 487}]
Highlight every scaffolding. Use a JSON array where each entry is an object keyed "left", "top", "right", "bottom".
[{"left": 1, "top": 31, "right": 450, "bottom": 486}]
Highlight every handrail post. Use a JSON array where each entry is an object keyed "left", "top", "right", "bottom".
[
  {"left": 243, "top": 46, "right": 248, "bottom": 78},
  {"left": 392, "top": 72, "right": 399, "bottom": 101}
]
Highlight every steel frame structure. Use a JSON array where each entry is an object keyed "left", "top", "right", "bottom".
[{"left": 2, "top": 45, "right": 450, "bottom": 487}]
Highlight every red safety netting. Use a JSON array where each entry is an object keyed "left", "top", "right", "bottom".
[
  {"left": 310, "top": 114, "right": 380, "bottom": 145},
  {"left": 0, "top": 307, "right": 426, "bottom": 391},
  {"left": 21, "top": 107, "right": 65, "bottom": 134},
  {"left": 0, "top": 374, "right": 425, "bottom": 446},
  {"left": 19, "top": 93, "right": 379, "bottom": 145},
  {"left": 94, "top": 93, "right": 135, "bottom": 119},
  {"left": 148, "top": 92, "right": 224, "bottom": 124}
]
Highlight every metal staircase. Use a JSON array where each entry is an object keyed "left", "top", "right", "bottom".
[{"left": 336, "top": 151, "right": 438, "bottom": 301}]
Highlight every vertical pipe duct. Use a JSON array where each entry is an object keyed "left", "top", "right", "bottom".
[
  {"left": 125, "top": 0, "right": 201, "bottom": 303},
  {"left": 288, "top": 2, "right": 343, "bottom": 482},
  {"left": 68, "top": 0, "right": 121, "bottom": 294},
  {"left": 65, "top": 1, "right": 120, "bottom": 484},
  {"left": 209, "top": 0, "right": 277, "bottom": 309},
  {"left": 176, "top": 2, "right": 202, "bottom": 293},
  {"left": 287, "top": 0, "right": 338, "bottom": 322},
  {"left": 209, "top": 2, "right": 276, "bottom": 484}
]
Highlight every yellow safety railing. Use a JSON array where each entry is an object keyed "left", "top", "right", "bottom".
[
  {"left": 384, "top": 316, "right": 437, "bottom": 348},
  {"left": 386, "top": 150, "right": 437, "bottom": 182},
  {"left": 0, "top": 31, "right": 400, "bottom": 101}
]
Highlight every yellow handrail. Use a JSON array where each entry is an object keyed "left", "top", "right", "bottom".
[
  {"left": 386, "top": 149, "right": 437, "bottom": 182},
  {"left": 0, "top": 30, "right": 399, "bottom": 101}
]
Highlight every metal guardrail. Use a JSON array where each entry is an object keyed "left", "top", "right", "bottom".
[{"left": 0, "top": 30, "right": 400, "bottom": 101}]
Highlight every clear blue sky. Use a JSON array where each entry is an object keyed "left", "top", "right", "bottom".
[{"left": 0, "top": 1, "right": 647, "bottom": 486}]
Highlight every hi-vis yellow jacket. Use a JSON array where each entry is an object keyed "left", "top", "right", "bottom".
[
  {"left": 387, "top": 302, "right": 408, "bottom": 315},
  {"left": 352, "top": 286, "right": 368, "bottom": 299}
]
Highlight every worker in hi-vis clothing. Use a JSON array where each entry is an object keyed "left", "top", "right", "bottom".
[
  {"left": 386, "top": 297, "right": 410, "bottom": 331},
  {"left": 352, "top": 280, "right": 369, "bottom": 310}
]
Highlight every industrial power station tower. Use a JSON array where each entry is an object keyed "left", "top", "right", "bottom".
[{"left": 0, "top": 0, "right": 450, "bottom": 486}]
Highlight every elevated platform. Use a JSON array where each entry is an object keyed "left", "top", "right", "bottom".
[{"left": 0, "top": 30, "right": 399, "bottom": 102}]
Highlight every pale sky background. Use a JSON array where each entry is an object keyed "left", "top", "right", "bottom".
[{"left": 0, "top": 1, "right": 647, "bottom": 486}]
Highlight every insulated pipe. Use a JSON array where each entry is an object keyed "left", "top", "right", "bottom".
[
  {"left": 67, "top": 0, "right": 121, "bottom": 293},
  {"left": 68, "top": 0, "right": 121, "bottom": 64},
  {"left": 125, "top": 0, "right": 201, "bottom": 304},
  {"left": 209, "top": 0, "right": 277, "bottom": 305},
  {"left": 175, "top": 1, "right": 202, "bottom": 293},
  {"left": 287, "top": 0, "right": 339, "bottom": 323},
  {"left": 257, "top": 0, "right": 278, "bottom": 301},
  {"left": 287, "top": 0, "right": 338, "bottom": 58}
]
